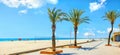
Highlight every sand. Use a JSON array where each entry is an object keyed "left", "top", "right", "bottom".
[
  {"left": 21, "top": 40, "right": 120, "bottom": 55},
  {"left": 0, "top": 39, "right": 88, "bottom": 55}
]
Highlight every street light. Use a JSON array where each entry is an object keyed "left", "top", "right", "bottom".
[{"left": 119, "top": 24, "right": 120, "bottom": 32}]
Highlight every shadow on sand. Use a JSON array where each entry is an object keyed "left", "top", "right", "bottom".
[
  {"left": 57, "top": 53, "right": 76, "bottom": 55},
  {"left": 78, "top": 41, "right": 104, "bottom": 51}
]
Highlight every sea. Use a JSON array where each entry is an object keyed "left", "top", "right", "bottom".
[{"left": 0, "top": 38, "right": 92, "bottom": 42}]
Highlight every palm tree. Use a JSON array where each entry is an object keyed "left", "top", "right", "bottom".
[
  {"left": 65, "top": 9, "right": 89, "bottom": 46},
  {"left": 103, "top": 10, "right": 120, "bottom": 46},
  {"left": 48, "top": 8, "right": 65, "bottom": 52}
]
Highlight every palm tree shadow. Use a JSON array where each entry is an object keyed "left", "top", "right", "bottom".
[
  {"left": 78, "top": 41, "right": 104, "bottom": 51},
  {"left": 57, "top": 53, "right": 76, "bottom": 55},
  {"left": 80, "top": 47, "right": 97, "bottom": 51}
]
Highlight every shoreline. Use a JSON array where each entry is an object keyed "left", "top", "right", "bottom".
[{"left": 0, "top": 38, "right": 104, "bottom": 42}]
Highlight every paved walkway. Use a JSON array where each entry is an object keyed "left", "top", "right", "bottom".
[{"left": 21, "top": 40, "right": 120, "bottom": 55}]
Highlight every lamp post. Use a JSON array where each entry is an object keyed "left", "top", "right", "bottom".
[{"left": 118, "top": 24, "right": 120, "bottom": 32}]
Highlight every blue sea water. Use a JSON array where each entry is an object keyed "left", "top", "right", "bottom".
[
  {"left": 0, "top": 38, "right": 89, "bottom": 42},
  {"left": 0, "top": 38, "right": 50, "bottom": 42}
]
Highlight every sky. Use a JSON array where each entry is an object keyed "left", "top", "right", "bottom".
[{"left": 0, "top": 0, "right": 120, "bottom": 38}]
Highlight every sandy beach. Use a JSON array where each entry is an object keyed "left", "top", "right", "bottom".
[{"left": 0, "top": 39, "right": 89, "bottom": 55}]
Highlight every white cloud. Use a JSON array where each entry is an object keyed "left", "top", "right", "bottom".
[
  {"left": 100, "top": 0, "right": 106, "bottom": 4},
  {"left": 18, "top": 9, "right": 27, "bottom": 14},
  {"left": 0, "top": 0, "right": 20, "bottom": 8},
  {"left": 89, "top": 0, "right": 106, "bottom": 12},
  {"left": 84, "top": 32, "right": 95, "bottom": 37},
  {"left": 47, "top": 0, "right": 58, "bottom": 4},
  {"left": 118, "top": 9, "right": 120, "bottom": 11},
  {"left": 97, "top": 30, "right": 106, "bottom": 34},
  {"left": 21, "top": 0, "right": 44, "bottom": 9},
  {"left": 107, "top": 28, "right": 119, "bottom": 33},
  {"left": 71, "top": 31, "right": 79, "bottom": 34},
  {"left": 0, "top": 0, "right": 58, "bottom": 9}
]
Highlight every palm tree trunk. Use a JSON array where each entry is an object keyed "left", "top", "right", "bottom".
[
  {"left": 74, "top": 26, "right": 78, "bottom": 46},
  {"left": 52, "top": 24, "right": 56, "bottom": 52},
  {"left": 108, "top": 23, "right": 114, "bottom": 45}
]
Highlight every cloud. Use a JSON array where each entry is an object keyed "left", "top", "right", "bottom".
[
  {"left": 18, "top": 9, "right": 27, "bottom": 14},
  {"left": 84, "top": 32, "right": 95, "bottom": 37},
  {"left": 0, "top": 0, "right": 20, "bottom": 8},
  {"left": 0, "top": 0, "right": 43, "bottom": 9},
  {"left": 47, "top": 0, "right": 58, "bottom": 4},
  {"left": 118, "top": 9, "right": 120, "bottom": 11},
  {"left": 107, "top": 28, "right": 119, "bottom": 33},
  {"left": 97, "top": 30, "right": 106, "bottom": 34},
  {"left": 89, "top": 0, "right": 106, "bottom": 12},
  {"left": 68, "top": 31, "right": 79, "bottom": 37},
  {"left": 0, "top": 0, "right": 58, "bottom": 9},
  {"left": 71, "top": 31, "right": 79, "bottom": 34}
]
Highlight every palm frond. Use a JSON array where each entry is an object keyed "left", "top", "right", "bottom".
[
  {"left": 79, "top": 16, "right": 89, "bottom": 24},
  {"left": 48, "top": 8, "right": 54, "bottom": 22},
  {"left": 103, "top": 10, "right": 120, "bottom": 23},
  {"left": 65, "top": 9, "right": 89, "bottom": 26},
  {"left": 48, "top": 7, "right": 66, "bottom": 24}
]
